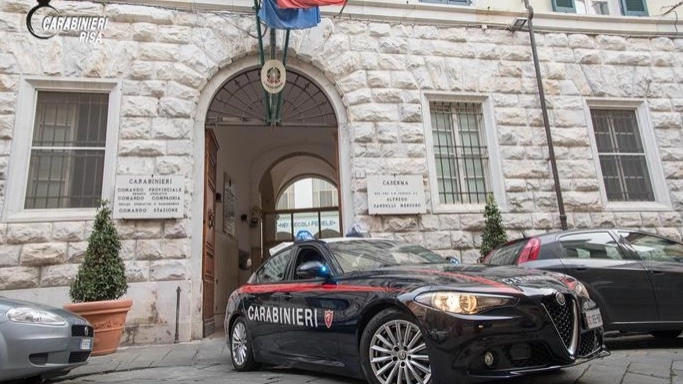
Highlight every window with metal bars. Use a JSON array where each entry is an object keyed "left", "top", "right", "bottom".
[
  {"left": 590, "top": 109, "right": 654, "bottom": 202},
  {"left": 429, "top": 101, "right": 490, "bottom": 205},
  {"left": 25, "top": 92, "right": 108, "bottom": 209}
]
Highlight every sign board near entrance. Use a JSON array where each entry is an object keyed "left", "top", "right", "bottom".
[
  {"left": 367, "top": 175, "right": 426, "bottom": 215},
  {"left": 113, "top": 175, "right": 184, "bottom": 219}
]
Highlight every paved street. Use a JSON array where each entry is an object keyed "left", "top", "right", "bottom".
[{"left": 51, "top": 334, "right": 682, "bottom": 384}]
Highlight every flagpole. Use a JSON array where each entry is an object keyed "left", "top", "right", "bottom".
[
  {"left": 269, "top": 28, "right": 277, "bottom": 127},
  {"left": 274, "top": 29, "right": 290, "bottom": 125},
  {"left": 254, "top": 0, "right": 272, "bottom": 125}
]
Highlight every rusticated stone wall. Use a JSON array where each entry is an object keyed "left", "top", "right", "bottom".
[{"left": 0, "top": 0, "right": 681, "bottom": 343}]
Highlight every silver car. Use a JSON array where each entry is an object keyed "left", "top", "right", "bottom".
[{"left": 0, "top": 297, "right": 93, "bottom": 382}]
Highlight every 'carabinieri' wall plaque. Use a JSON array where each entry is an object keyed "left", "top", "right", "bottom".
[{"left": 113, "top": 175, "right": 184, "bottom": 219}]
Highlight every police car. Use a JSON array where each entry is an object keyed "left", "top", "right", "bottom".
[{"left": 224, "top": 237, "right": 608, "bottom": 384}]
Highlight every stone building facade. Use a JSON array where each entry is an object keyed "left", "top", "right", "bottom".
[{"left": 0, "top": 0, "right": 681, "bottom": 343}]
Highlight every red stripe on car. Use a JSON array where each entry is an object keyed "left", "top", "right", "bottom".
[{"left": 238, "top": 283, "right": 394, "bottom": 294}]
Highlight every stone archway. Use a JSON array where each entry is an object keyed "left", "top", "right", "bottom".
[{"left": 190, "top": 56, "right": 351, "bottom": 339}]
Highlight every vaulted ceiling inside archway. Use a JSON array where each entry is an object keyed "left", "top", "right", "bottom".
[{"left": 206, "top": 67, "right": 337, "bottom": 128}]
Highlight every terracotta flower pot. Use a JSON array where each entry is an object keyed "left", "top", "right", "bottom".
[{"left": 64, "top": 298, "right": 133, "bottom": 356}]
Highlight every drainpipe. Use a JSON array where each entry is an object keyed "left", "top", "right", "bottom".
[{"left": 521, "top": 0, "right": 568, "bottom": 230}]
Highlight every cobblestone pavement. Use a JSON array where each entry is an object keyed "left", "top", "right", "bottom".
[{"left": 51, "top": 334, "right": 682, "bottom": 384}]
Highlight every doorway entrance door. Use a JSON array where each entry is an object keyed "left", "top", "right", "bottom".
[{"left": 202, "top": 130, "right": 218, "bottom": 337}]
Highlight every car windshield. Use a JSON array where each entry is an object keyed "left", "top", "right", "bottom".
[{"left": 327, "top": 240, "right": 445, "bottom": 273}]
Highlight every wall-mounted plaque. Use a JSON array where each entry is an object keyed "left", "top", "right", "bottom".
[
  {"left": 367, "top": 175, "right": 426, "bottom": 215},
  {"left": 113, "top": 175, "right": 184, "bottom": 219}
]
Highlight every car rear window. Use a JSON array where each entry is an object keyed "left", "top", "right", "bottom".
[{"left": 485, "top": 239, "right": 528, "bottom": 266}]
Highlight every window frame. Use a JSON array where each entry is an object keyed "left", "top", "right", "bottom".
[
  {"left": 559, "top": 0, "right": 624, "bottom": 15},
  {"left": 620, "top": 0, "right": 648, "bottom": 16},
  {"left": 574, "top": 0, "right": 615, "bottom": 15},
  {"left": 583, "top": 98, "right": 671, "bottom": 212},
  {"left": 591, "top": 0, "right": 610, "bottom": 14},
  {"left": 422, "top": 92, "right": 506, "bottom": 213},
  {"left": 4, "top": 77, "right": 121, "bottom": 222},
  {"left": 552, "top": 0, "right": 577, "bottom": 13}
]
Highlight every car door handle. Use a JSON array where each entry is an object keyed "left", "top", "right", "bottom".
[
  {"left": 574, "top": 267, "right": 587, "bottom": 272},
  {"left": 649, "top": 270, "right": 664, "bottom": 275},
  {"left": 282, "top": 293, "right": 293, "bottom": 301}
]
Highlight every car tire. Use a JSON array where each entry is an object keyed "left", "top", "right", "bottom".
[
  {"left": 650, "top": 330, "right": 682, "bottom": 339},
  {"left": 229, "top": 317, "right": 260, "bottom": 371},
  {"left": 360, "top": 308, "right": 432, "bottom": 384}
]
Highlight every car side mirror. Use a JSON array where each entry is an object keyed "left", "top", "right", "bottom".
[
  {"left": 296, "top": 261, "right": 332, "bottom": 280},
  {"left": 445, "top": 256, "right": 460, "bottom": 264}
]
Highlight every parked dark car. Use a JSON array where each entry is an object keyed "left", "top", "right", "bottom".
[
  {"left": 481, "top": 228, "right": 683, "bottom": 339},
  {"left": 0, "top": 296, "right": 93, "bottom": 383},
  {"left": 225, "top": 238, "right": 607, "bottom": 384}
]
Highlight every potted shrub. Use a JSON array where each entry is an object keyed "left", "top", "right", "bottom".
[
  {"left": 480, "top": 194, "right": 508, "bottom": 261},
  {"left": 64, "top": 201, "right": 132, "bottom": 356}
]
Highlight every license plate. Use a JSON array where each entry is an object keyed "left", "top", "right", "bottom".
[
  {"left": 584, "top": 308, "right": 603, "bottom": 329},
  {"left": 80, "top": 338, "right": 92, "bottom": 350}
]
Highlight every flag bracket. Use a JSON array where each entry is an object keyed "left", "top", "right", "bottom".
[
  {"left": 254, "top": 0, "right": 291, "bottom": 127},
  {"left": 254, "top": 0, "right": 348, "bottom": 126}
]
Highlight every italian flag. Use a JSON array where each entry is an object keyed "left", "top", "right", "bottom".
[{"left": 276, "top": 0, "right": 346, "bottom": 8}]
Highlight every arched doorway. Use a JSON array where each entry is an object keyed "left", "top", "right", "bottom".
[
  {"left": 206, "top": 67, "right": 337, "bottom": 127},
  {"left": 198, "top": 61, "right": 343, "bottom": 337}
]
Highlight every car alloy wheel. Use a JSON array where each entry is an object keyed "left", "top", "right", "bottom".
[
  {"left": 229, "top": 317, "right": 259, "bottom": 371},
  {"left": 365, "top": 314, "right": 431, "bottom": 384},
  {"left": 231, "top": 322, "right": 248, "bottom": 366}
]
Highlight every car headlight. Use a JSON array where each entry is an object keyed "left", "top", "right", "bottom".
[
  {"left": 573, "top": 281, "right": 590, "bottom": 299},
  {"left": 415, "top": 292, "right": 517, "bottom": 315},
  {"left": 6, "top": 307, "right": 67, "bottom": 326}
]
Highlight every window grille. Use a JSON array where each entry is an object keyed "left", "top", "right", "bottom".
[
  {"left": 25, "top": 92, "right": 108, "bottom": 209},
  {"left": 430, "top": 101, "right": 490, "bottom": 204},
  {"left": 590, "top": 109, "right": 654, "bottom": 202}
]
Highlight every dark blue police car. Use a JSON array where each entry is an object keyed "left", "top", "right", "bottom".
[{"left": 225, "top": 238, "right": 608, "bottom": 384}]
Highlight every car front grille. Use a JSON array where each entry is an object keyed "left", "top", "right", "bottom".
[
  {"left": 578, "top": 329, "right": 601, "bottom": 357},
  {"left": 541, "top": 293, "right": 578, "bottom": 354},
  {"left": 69, "top": 351, "right": 91, "bottom": 363},
  {"left": 72, "top": 324, "right": 94, "bottom": 337}
]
